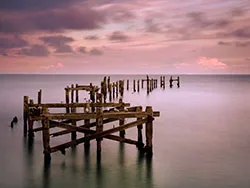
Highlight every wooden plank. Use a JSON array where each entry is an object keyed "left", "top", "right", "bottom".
[
  {"left": 50, "top": 118, "right": 148, "bottom": 153},
  {"left": 28, "top": 102, "right": 130, "bottom": 108},
  {"left": 30, "top": 111, "right": 159, "bottom": 121},
  {"left": 50, "top": 118, "right": 118, "bottom": 137}
]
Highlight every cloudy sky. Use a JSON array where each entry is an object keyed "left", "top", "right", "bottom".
[{"left": 1, "top": 0, "right": 250, "bottom": 74}]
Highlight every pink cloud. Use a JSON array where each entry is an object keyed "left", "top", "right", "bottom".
[
  {"left": 41, "top": 62, "right": 64, "bottom": 70},
  {"left": 197, "top": 57, "right": 228, "bottom": 69}
]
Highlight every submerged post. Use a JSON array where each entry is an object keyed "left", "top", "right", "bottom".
[
  {"left": 71, "top": 84, "right": 74, "bottom": 104},
  {"left": 84, "top": 119, "right": 90, "bottom": 150},
  {"left": 137, "top": 80, "right": 140, "bottom": 92},
  {"left": 96, "top": 103, "right": 103, "bottom": 156},
  {"left": 38, "top": 89, "right": 42, "bottom": 104},
  {"left": 28, "top": 99, "right": 34, "bottom": 138},
  {"left": 23, "top": 96, "right": 29, "bottom": 136},
  {"left": 127, "top": 80, "right": 129, "bottom": 90},
  {"left": 119, "top": 98, "right": 125, "bottom": 138},
  {"left": 145, "top": 106, "right": 153, "bottom": 156},
  {"left": 133, "top": 80, "right": 136, "bottom": 92},
  {"left": 76, "top": 84, "right": 79, "bottom": 103},
  {"left": 65, "top": 87, "right": 70, "bottom": 113},
  {"left": 71, "top": 106, "right": 77, "bottom": 142},
  {"left": 136, "top": 106, "right": 144, "bottom": 150},
  {"left": 42, "top": 108, "right": 51, "bottom": 162}
]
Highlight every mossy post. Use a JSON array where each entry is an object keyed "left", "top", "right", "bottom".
[
  {"left": 136, "top": 106, "right": 144, "bottom": 150},
  {"left": 42, "top": 107, "right": 51, "bottom": 163},
  {"left": 65, "top": 87, "right": 70, "bottom": 113},
  {"left": 23, "top": 96, "right": 29, "bottom": 137},
  {"left": 76, "top": 84, "right": 79, "bottom": 103},
  {"left": 145, "top": 106, "right": 153, "bottom": 156},
  {"left": 71, "top": 106, "right": 77, "bottom": 142},
  {"left": 38, "top": 89, "right": 42, "bottom": 104},
  {"left": 96, "top": 94, "right": 103, "bottom": 156},
  {"left": 119, "top": 98, "right": 125, "bottom": 138},
  {"left": 28, "top": 99, "right": 34, "bottom": 138},
  {"left": 137, "top": 80, "right": 140, "bottom": 92}
]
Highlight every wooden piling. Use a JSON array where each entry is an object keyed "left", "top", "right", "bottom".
[
  {"left": 112, "top": 82, "right": 115, "bottom": 99},
  {"left": 65, "top": 87, "right": 70, "bottom": 113},
  {"left": 127, "top": 80, "right": 129, "bottom": 90},
  {"left": 96, "top": 107, "right": 103, "bottom": 155},
  {"left": 142, "top": 79, "right": 144, "bottom": 89},
  {"left": 145, "top": 106, "right": 153, "bottom": 156},
  {"left": 71, "top": 84, "right": 74, "bottom": 104},
  {"left": 116, "top": 81, "right": 119, "bottom": 98},
  {"left": 71, "top": 106, "right": 77, "bottom": 141},
  {"left": 23, "top": 96, "right": 29, "bottom": 136},
  {"left": 137, "top": 80, "right": 140, "bottom": 92},
  {"left": 38, "top": 89, "right": 42, "bottom": 104},
  {"left": 136, "top": 106, "right": 143, "bottom": 149},
  {"left": 28, "top": 99, "right": 34, "bottom": 138},
  {"left": 76, "top": 84, "right": 79, "bottom": 103},
  {"left": 42, "top": 108, "right": 51, "bottom": 162},
  {"left": 133, "top": 80, "right": 136, "bottom": 92},
  {"left": 119, "top": 98, "right": 125, "bottom": 138},
  {"left": 108, "top": 83, "right": 112, "bottom": 102},
  {"left": 84, "top": 119, "right": 90, "bottom": 149}
]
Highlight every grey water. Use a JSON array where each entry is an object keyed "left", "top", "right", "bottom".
[{"left": 1, "top": 74, "right": 250, "bottom": 188}]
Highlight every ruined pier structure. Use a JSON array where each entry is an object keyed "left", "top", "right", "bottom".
[{"left": 23, "top": 77, "right": 160, "bottom": 162}]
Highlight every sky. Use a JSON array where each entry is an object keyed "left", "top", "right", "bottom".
[{"left": 0, "top": 0, "right": 250, "bottom": 74}]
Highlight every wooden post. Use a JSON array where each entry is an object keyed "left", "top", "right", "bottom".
[
  {"left": 137, "top": 80, "right": 140, "bottom": 92},
  {"left": 65, "top": 87, "right": 70, "bottom": 113},
  {"left": 84, "top": 119, "right": 90, "bottom": 149},
  {"left": 75, "top": 84, "right": 79, "bottom": 103},
  {"left": 71, "top": 84, "right": 74, "bottom": 104},
  {"left": 142, "top": 80, "right": 144, "bottom": 89},
  {"left": 147, "top": 76, "right": 149, "bottom": 94},
  {"left": 38, "top": 89, "right": 42, "bottom": 104},
  {"left": 42, "top": 108, "right": 51, "bottom": 162},
  {"left": 163, "top": 76, "right": 165, "bottom": 89},
  {"left": 23, "top": 96, "right": 29, "bottom": 136},
  {"left": 112, "top": 82, "right": 115, "bottom": 99},
  {"left": 119, "top": 98, "right": 125, "bottom": 138},
  {"left": 127, "top": 80, "right": 129, "bottom": 90},
  {"left": 28, "top": 99, "right": 34, "bottom": 138},
  {"left": 90, "top": 83, "right": 95, "bottom": 112},
  {"left": 133, "top": 80, "right": 136, "bottom": 92},
  {"left": 116, "top": 81, "right": 119, "bottom": 98},
  {"left": 136, "top": 106, "right": 144, "bottom": 150},
  {"left": 145, "top": 106, "right": 153, "bottom": 156},
  {"left": 71, "top": 106, "right": 77, "bottom": 141},
  {"left": 109, "top": 83, "right": 112, "bottom": 102},
  {"left": 96, "top": 106, "right": 103, "bottom": 155}
]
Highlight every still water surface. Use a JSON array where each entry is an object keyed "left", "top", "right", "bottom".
[{"left": 1, "top": 74, "right": 250, "bottom": 188}]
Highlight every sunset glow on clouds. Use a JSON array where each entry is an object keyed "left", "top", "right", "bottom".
[{"left": 0, "top": 0, "right": 250, "bottom": 74}]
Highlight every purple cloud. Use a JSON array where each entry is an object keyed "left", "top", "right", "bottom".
[
  {"left": 108, "top": 31, "right": 129, "bottom": 42},
  {"left": 84, "top": 35, "right": 99, "bottom": 40},
  {"left": 0, "top": 0, "right": 82, "bottom": 11},
  {"left": 0, "top": 7, "right": 106, "bottom": 33},
  {"left": 78, "top": 46, "right": 87, "bottom": 54},
  {"left": 89, "top": 48, "right": 103, "bottom": 56},
  {"left": 0, "top": 36, "right": 28, "bottom": 49},
  {"left": 55, "top": 44, "right": 73, "bottom": 53},
  {"left": 40, "top": 35, "right": 74, "bottom": 46},
  {"left": 19, "top": 44, "right": 50, "bottom": 56}
]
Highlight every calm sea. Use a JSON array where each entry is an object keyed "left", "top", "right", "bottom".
[{"left": 1, "top": 74, "right": 250, "bottom": 188}]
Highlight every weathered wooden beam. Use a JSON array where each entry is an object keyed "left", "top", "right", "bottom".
[
  {"left": 28, "top": 102, "right": 130, "bottom": 108},
  {"left": 50, "top": 118, "right": 148, "bottom": 153},
  {"left": 30, "top": 111, "right": 160, "bottom": 121},
  {"left": 136, "top": 106, "right": 143, "bottom": 149},
  {"left": 50, "top": 118, "right": 118, "bottom": 137},
  {"left": 42, "top": 107, "right": 51, "bottom": 162}
]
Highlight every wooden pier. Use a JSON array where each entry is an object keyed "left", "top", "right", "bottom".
[{"left": 23, "top": 77, "right": 160, "bottom": 163}]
